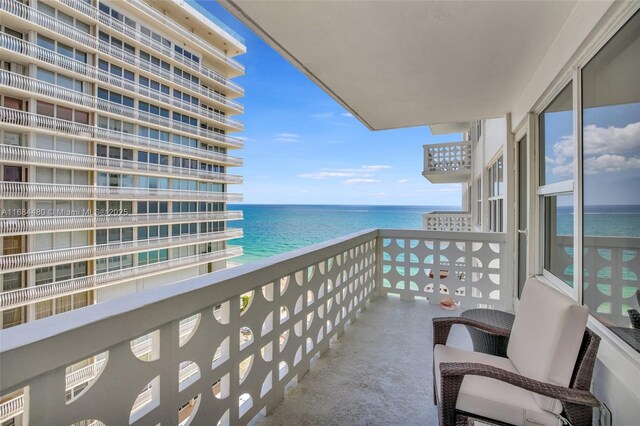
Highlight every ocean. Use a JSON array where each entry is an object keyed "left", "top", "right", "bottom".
[
  {"left": 227, "top": 204, "right": 458, "bottom": 264},
  {"left": 228, "top": 204, "right": 640, "bottom": 265}
]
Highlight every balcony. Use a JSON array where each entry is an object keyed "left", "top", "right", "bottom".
[
  {"left": 422, "top": 141, "right": 472, "bottom": 184},
  {"left": 0, "top": 0, "right": 244, "bottom": 92},
  {"left": 0, "top": 182, "right": 242, "bottom": 202},
  {"left": 0, "top": 107, "right": 244, "bottom": 150},
  {"left": 0, "top": 229, "right": 505, "bottom": 425},
  {"left": 423, "top": 211, "right": 473, "bottom": 232},
  {"left": 0, "top": 228, "right": 242, "bottom": 273},
  {"left": 0, "top": 211, "right": 243, "bottom": 236},
  {"left": 0, "top": 247, "right": 243, "bottom": 311},
  {"left": 0, "top": 145, "right": 243, "bottom": 184},
  {"left": 0, "top": 69, "right": 243, "bottom": 132},
  {"left": 0, "top": 33, "right": 244, "bottom": 112}
]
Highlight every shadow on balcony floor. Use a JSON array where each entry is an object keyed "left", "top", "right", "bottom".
[{"left": 255, "top": 296, "right": 472, "bottom": 426}]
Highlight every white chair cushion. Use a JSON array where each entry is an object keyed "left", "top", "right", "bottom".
[
  {"left": 507, "top": 278, "right": 588, "bottom": 413},
  {"left": 435, "top": 344, "right": 560, "bottom": 426}
]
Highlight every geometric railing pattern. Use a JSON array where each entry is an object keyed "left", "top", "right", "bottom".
[
  {"left": 424, "top": 141, "right": 472, "bottom": 173},
  {"left": 0, "top": 229, "right": 505, "bottom": 425},
  {"left": 380, "top": 229, "right": 506, "bottom": 310},
  {"left": 556, "top": 235, "right": 640, "bottom": 328},
  {"left": 422, "top": 211, "right": 473, "bottom": 232}
]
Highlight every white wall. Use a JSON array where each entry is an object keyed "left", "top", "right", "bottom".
[{"left": 507, "top": 2, "right": 640, "bottom": 422}]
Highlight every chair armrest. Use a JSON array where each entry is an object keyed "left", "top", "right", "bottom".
[
  {"left": 433, "top": 317, "right": 510, "bottom": 347},
  {"left": 440, "top": 362, "right": 600, "bottom": 407}
]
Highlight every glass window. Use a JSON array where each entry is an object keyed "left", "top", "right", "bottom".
[
  {"left": 57, "top": 106, "right": 73, "bottom": 121},
  {"left": 37, "top": 35, "right": 55, "bottom": 51},
  {"left": 544, "top": 194, "right": 574, "bottom": 288},
  {"left": 58, "top": 75, "right": 73, "bottom": 90},
  {"left": 57, "top": 43, "right": 74, "bottom": 58},
  {"left": 581, "top": 11, "right": 640, "bottom": 352},
  {"left": 37, "top": 68, "right": 55, "bottom": 84},
  {"left": 540, "top": 83, "right": 574, "bottom": 185},
  {"left": 539, "top": 82, "right": 575, "bottom": 288},
  {"left": 488, "top": 156, "right": 504, "bottom": 232}
]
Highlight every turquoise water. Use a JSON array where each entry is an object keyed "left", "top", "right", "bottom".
[
  {"left": 228, "top": 204, "right": 640, "bottom": 265},
  {"left": 228, "top": 204, "right": 458, "bottom": 264}
]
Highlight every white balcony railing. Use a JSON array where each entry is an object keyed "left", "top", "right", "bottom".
[
  {"left": 0, "top": 395, "right": 23, "bottom": 423},
  {"left": 1, "top": 0, "right": 244, "bottom": 93},
  {"left": 0, "top": 32, "right": 244, "bottom": 112},
  {"left": 0, "top": 229, "right": 506, "bottom": 425},
  {"left": 555, "top": 235, "right": 640, "bottom": 331},
  {"left": 422, "top": 141, "right": 472, "bottom": 184},
  {"left": 0, "top": 247, "right": 243, "bottom": 310},
  {"left": 123, "top": 0, "right": 245, "bottom": 73},
  {"left": 0, "top": 182, "right": 242, "bottom": 202},
  {"left": 0, "top": 229, "right": 242, "bottom": 273},
  {"left": 0, "top": 70, "right": 244, "bottom": 129},
  {"left": 0, "top": 144, "right": 243, "bottom": 184},
  {"left": 0, "top": 107, "right": 244, "bottom": 150},
  {"left": 0, "top": 211, "right": 243, "bottom": 236},
  {"left": 422, "top": 211, "right": 473, "bottom": 232}
]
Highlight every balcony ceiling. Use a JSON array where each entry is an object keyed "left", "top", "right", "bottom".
[{"left": 220, "top": 0, "right": 577, "bottom": 130}]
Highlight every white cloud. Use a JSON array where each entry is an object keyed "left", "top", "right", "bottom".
[
  {"left": 584, "top": 154, "right": 640, "bottom": 175},
  {"left": 276, "top": 133, "right": 300, "bottom": 143},
  {"left": 298, "top": 165, "right": 392, "bottom": 180},
  {"left": 361, "top": 165, "right": 392, "bottom": 171},
  {"left": 298, "top": 171, "right": 358, "bottom": 179},
  {"left": 397, "top": 179, "right": 410, "bottom": 184},
  {"left": 344, "top": 179, "right": 380, "bottom": 184},
  {"left": 311, "top": 112, "right": 334, "bottom": 119},
  {"left": 341, "top": 112, "right": 353, "bottom": 118},
  {"left": 548, "top": 122, "right": 640, "bottom": 177},
  {"left": 584, "top": 122, "right": 640, "bottom": 156}
]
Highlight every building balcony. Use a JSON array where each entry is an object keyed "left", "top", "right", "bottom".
[
  {"left": 0, "top": 145, "right": 243, "bottom": 185},
  {"left": 0, "top": 247, "right": 243, "bottom": 311},
  {"left": 422, "top": 141, "right": 472, "bottom": 184},
  {"left": 56, "top": 0, "right": 245, "bottom": 76},
  {"left": 0, "top": 211, "right": 243, "bottom": 236},
  {"left": 0, "top": 107, "right": 244, "bottom": 150},
  {"left": 0, "top": 229, "right": 242, "bottom": 273},
  {"left": 0, "top": 182, "right": 243, "bottom": 202},
  {"left": 423, "top": 211, "right": 473, "bottom": 232},
  {"left": 0, "top": 229, "right": 506, "bottom": 425},
  {"left": 0, "top": 69, "right": 243, "bottom": 132},
  {"left": 0, "top": 0, "right": 244, "bottom": 92},
  {"left": 0, "top": 33, "right": 244, "bottom": 112}
]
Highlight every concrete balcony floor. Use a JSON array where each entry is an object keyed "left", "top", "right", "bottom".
[{"left": 256, "top": 296, "right": 472, "bottom": 426}]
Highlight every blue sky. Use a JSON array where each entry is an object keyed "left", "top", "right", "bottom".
[{"left": 199, "top": 1, "right": 462, "bottom": 206}]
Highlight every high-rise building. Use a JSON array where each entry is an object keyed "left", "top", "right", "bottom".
[{"left": 0, "top": 0, "right": 245, "bottom": 329}]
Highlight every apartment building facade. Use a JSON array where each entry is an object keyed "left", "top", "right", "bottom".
[{"left": 0, "top": 0, "right": 245, "bottom": 330}]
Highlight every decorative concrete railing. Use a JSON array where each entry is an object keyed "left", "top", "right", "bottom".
[
  {"left": 0, "top": 211, "right": 242, "bottom": 235},
  {"left": 379, "top": 229, "right": 507, "bottom": 310},
  {"left": 0, "top": 107, "right": 243, "bottom": 150},
  {"left": 0, "top": 181, "right": 242, "bottom": 202},
  {"left": 422, "top": 211, "right": 473, "bottom": 232},
  {"left": 0, "top": 229, "right": 242, "bottom": 273},
  {"left": 0, "top": 247, "right": 243, "bottom": 310},
  {"left": 554, "top": 235, "right": 640, "bottom": 328},
  {"left": 0, "top": 145, "right": 243, "bottom": 184},
  {"left": 422, "top": 141, "right": 472, "bottom": 183},
  {"left": 0, "top": 229, "right": 506, "bottom": 425}
]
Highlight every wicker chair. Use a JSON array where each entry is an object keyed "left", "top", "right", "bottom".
[{"left": 433, "top": 278, "right": 601, "bottom": 426}]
